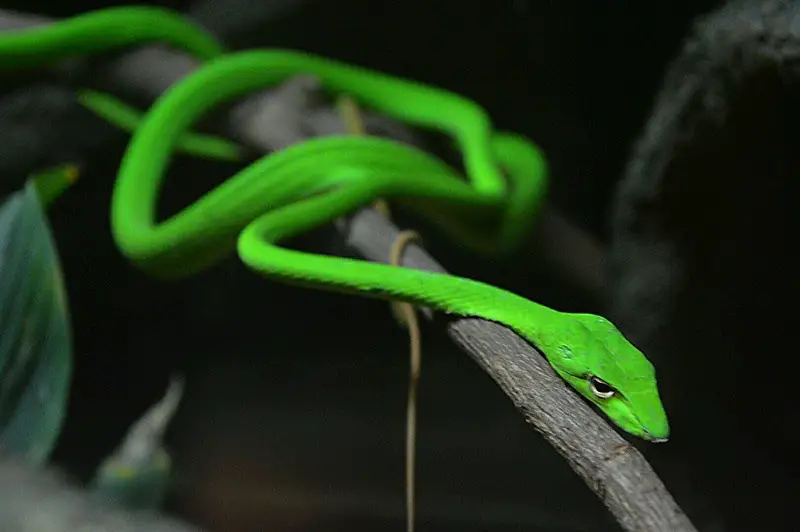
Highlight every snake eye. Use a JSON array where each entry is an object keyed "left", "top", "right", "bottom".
[{"left": 589, "top": 376, "right": 615, "bottom": 399}]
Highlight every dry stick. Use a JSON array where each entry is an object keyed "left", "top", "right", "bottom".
[
  {"left": 0, "top": 10, "right": 696, "bottom": 531},
  {"left": 341, "top": 211, "right": 698, "bottom": 532},
  {"left": 335, "top": 94, "right": 422, "bottom": 532}
]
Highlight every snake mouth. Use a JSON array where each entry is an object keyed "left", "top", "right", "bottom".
[{"left": 636, "top": 425, "right": 670, "bottom": 443}]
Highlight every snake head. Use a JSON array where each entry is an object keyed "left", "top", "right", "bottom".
[{"left": 542, "top": 313, "right": 670, "bottom": 442}]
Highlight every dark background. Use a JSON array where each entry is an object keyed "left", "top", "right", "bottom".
[{"left": 6, "top": 1, "right": 796, "bottom": 531}]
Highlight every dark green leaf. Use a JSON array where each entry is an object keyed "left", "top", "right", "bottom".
[{"left": 0, "top": 179, "right": 72, "bottom": 464}]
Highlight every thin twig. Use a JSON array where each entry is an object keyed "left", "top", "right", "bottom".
[
  {"left": 0, "top": 10, "right": 696, "bottom": 531},
  {"left": 389, "top": 230, "right": 424, "bottom": 532},
  {"left": 336, "top": 94, "right": 422, "bottom": 532}
]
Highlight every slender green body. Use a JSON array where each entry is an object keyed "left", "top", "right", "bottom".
[{"left": 0, "top": 6, "right": 669, "bottom": 441}]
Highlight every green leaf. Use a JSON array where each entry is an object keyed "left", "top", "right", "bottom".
[{"left": 0, "top": 178, "right": 72, "bottom": 464}]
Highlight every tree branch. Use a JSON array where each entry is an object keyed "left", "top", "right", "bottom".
[
  {"left": 0, "top": 9, "right": 694, "bottom": 531},
  {"left": 341, "top": 210, "right": 695, "bottom": 532}
]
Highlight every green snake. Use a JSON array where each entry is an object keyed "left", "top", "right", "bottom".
[{"left": 0, "top": 6, "right": 669, "bottom": 442}]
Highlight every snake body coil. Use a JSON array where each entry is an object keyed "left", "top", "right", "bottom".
[{"left": 0, "top": 6, "right": 669, "bottom": 441}]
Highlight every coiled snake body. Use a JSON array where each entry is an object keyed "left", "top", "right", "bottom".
[{"left": 0, "top": 6, "right": 669, "bottom": 442}]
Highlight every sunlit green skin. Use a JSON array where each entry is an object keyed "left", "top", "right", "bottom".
[{"left": 1, "top": 6, "right": 669, "bottom": 441}]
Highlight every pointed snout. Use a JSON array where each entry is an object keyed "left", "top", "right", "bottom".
[
  {"left": 641, "top": 416, "right": 670, "bottom": 443},
  {"left": 630, "top": 389, "right": 670, "bottom": 443}
]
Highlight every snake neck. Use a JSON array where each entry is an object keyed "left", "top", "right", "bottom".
[
  {"left": 243, "top": 238, "right": 561, "bottom": 351},
  {"left": 418, "top": 272, "right": 560, "bottom": 343}
]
